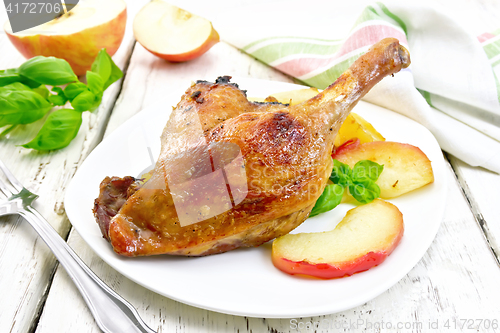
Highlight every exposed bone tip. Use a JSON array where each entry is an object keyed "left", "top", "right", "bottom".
[{"left": 398, "top": 44, "right": 411, "bottom": 68}]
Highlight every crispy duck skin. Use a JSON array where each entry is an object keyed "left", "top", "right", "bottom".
[
  {"left": 93, "top": 38, "right": 410, "bottom": 257},
  {"left": 93, "top": 176, "right": 140, "bottom": 241}
]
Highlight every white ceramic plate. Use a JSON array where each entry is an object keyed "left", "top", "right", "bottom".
[{"left": 65, "top": 77, "right": 447, "bottom": 318}]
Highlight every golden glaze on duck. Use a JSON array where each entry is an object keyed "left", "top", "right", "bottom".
[{"left": 93, "top": 38, "right": 410, "bottom": 256}]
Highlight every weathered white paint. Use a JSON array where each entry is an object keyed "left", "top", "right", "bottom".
[
  {"left": 448, "top": 156, "right": 500, "bottom": 264},
  {"left": 0, "top": 1, "right": 149, "bottom": 332}
]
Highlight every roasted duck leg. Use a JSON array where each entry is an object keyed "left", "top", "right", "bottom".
[{"left": 94, "top": 38, "right": 410, "bottom": 257}]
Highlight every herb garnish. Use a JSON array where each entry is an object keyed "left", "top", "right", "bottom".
[
  {"left": 0, "top": 49, "right": 123, "bottom": 150},
  {"left": 310, "top": 159, "right": 384, "bottom": 217}
]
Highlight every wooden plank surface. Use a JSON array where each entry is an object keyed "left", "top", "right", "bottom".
[
  {"left": 0, "top": 1, "right": 148, "bottom": 332},
  {"left": 447, "top": 156, "right": 500, "bottom": 266}
]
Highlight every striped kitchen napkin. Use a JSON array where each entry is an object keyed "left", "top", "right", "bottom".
[{"left": 198, "top": 0, "right": 500, "bottom": 174}]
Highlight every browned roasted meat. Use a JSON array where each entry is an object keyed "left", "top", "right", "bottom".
[
  {"left": 93, "top": 38, "right": 410, "bottom": 257},
  {"left": 93, "top": 176, "right": 139, "bottom": 241}
]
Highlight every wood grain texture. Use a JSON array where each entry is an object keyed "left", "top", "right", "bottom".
[
  {"left": 0, "top": 1, "right": 148, "bottom": 332},
  {"left": 447, "top": 156, "right": 500, "bottom": 265}
]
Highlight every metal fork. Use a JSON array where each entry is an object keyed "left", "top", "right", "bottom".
[{"left": 0, "top": 159, "right": 157, "bottom": 333}]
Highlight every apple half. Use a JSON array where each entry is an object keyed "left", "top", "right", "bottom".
[
  {"left": 272, "top": 199, "right": 404, "bottom": 279},
  {"left": 4, "top": 0, "right": 127, "bottom": 76},
  {"left": 333, "top": 141, "right": 434, "bottom": 198},
  {"left": 133, "top": 0, "right": 220, "bottom": 62}
]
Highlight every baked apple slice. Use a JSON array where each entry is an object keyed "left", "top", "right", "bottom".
[
  {"left": 333, "top": 141, "right": 434, "bottom": 198},
  {"left": 334, "top": 113, "right": 385, "bottom": 148},
  {"left": 272, "top": 199, "right": 404, "bottom": 279}
]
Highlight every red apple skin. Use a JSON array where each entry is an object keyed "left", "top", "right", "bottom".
[
  {"left": 143, "top": 24, "right": 220, "bottom": 62},
  {"left": 272, "top": 199, "right": 404, "bottom": 279},
  {"left": 6, "top": 9, "right": 127, "bottom": 75},
  {"left": 272, "top": 230, "right": 403, "bottom": 279},
  {"left": 331, "top": 138, "right": 360, "bottom": 158}
]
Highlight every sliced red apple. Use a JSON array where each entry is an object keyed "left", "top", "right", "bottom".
[
  {"left": 133, "top": 0, "right": 220, "bottom": 62},
  {"left": 333, "top": 141, "right": 434, "bottom": 199},
  {"left": 4, "top": 0, "right": 127, "bottom": 76},
  {"left": 272, "top": 199, "right": 404, "bottom": 279}
]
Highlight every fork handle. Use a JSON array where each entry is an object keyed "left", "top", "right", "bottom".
[{"left": 19, "top": 207, "right": 157, "bottom": 333}]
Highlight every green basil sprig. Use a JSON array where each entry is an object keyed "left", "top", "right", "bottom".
[
  {"left": 71, "top": 90, "right": 96, "bottom": 111},
  {"left": 0, "top": 48, "right": 123, "bottom": 150},
  {"left": 22, "top": 109, "right": 82, "bottom": 150},
  {"left": 349, "top": 160, "right": 384, "bottom": 203},
  {"left": 64, "top": 82, "right": 89, "bottom": 100},
  {"left": 310, "top": 183, "right": 344, "bottom": 217},
  {"left": 33, "top": 85, "right": 50, "bottom": 99},
  {"left": 48, "top": 87, "right": 68, "bottom": 106},
  {"left": 0, "top": 69, "right": 22, "bottom": 86},
  {"left": 0, "top": 89, "right": 52, "bottom": 127},
  {"left": 19, "top": 56, "right": 78, "bottom": 86},
  {"left": 86, "top": 71, "right": 104, "bottom": 96},
  {"left": 92, "top": 49, "right": 123, "bottom": 90},
  {"left": 0, "top": 82, "right": 31, "bottom": 91},
  {"left": 309, "top": 159, "right": 384, "bottom": 217},
  {"left": 0, "top": 68, "right": 41, "bottom": 88}
]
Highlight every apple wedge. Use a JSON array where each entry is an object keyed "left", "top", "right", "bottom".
[
  {"left": 4, "top": 0, "right": 127, "bottom": 76},
  {"left": 272, "top": 199, "right": 404, "bottom": 279},
  {"left": 133, "top": 0, "right": 220, "bottom": 62},
  {"left": 333, "top": 141, "right": 434, "bottom": 198},
  {"left": 334, "top": 113, "right": 385, "bottom": 148}
]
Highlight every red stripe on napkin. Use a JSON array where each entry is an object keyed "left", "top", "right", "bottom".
[
  {"left": 477, "top": 32, "right": 496, "bottom": 43},
  {"left": 275, "top": 25, "right": 408, "bottom": 78}
]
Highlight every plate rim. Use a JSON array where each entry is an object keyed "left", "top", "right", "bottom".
[{"left": 65, "top": 76, "right": 447, "bottom": 318}]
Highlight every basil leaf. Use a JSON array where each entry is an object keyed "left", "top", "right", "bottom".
[
  {"left": 0, "top": 69, "right": 40, "bottom": 88},
  {"left": 22, "top": 109, "right": 82, "bottom": 150},
  {"left": 0, "top": 82, "right": 31, "bottom": 91},
  {"left": 71, "top": 90, "right": 96, "bottom": 111},
  {"left": 52, "top": 87, "right": 64, "bottom": 94},
  {"left": 48, "top": 95, "right": 66, "bottom": 106},
  {"left": 348, "top": 181, "right": 381, "bottom": 204},
  {"left": 19, "top": 56, "right": 78, "bottom": 86},
  {"left": 310, "top": 184, "right": 344, "bottom": 217},
  {"left": 32, "top": 85, "right": 50, "bottom": 99},
  {"left": 91, "top": 49, "right": 112, "bottom": 84},
  {"left": 89, "top": 94, "right": 103, "bottom": 113},
  {"left": 0, "top": 69, "right": 21, "bottom": 86},
  {"left": 86, "top": 71, "right": 104, "bottom": 96},
  {"left": 48, "top": 87, "right": 68, "bottom": 106},
  {"left": 101, "top": 51, "right": 123, "bottom": 90},
  {"left": 351, "top": 160, "right": 384, "bottom": 183},
  {"left": 0, "top": 124, "right": 17, "bottom": 138},
  {"left": 19, "top": 75, "right": 42, "bottom": 88},
  {"left": 0, "top": 89, "right": 52, "bottom": 127},
  {"left": 64, "top": 82, "right": 89, "bottom": 101},
  {"left": 330, "top": 159, "right": 352, "bottom": 187}
]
